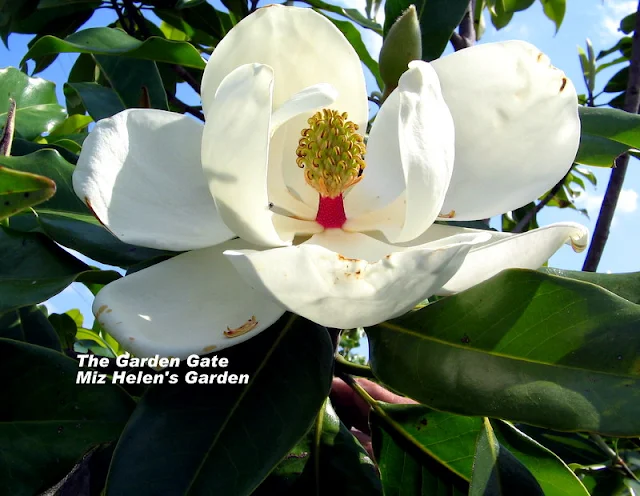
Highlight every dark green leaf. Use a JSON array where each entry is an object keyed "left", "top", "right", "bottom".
[
  {"left": 597, "top": 37, "right": 632, "bottom": 60},
  {"left": 371, "top": 405, "right": 469, "bottom": 495},
  {"left": 0, "top": 339, "right": 134, "bottom": 496},
  {"left": 10, "top": 137, "right": 79, "bottom": 164},
  {"left": 539, "top": 0, "right": 565, "bottom": 32},
  {"left": 0, "top": 226, "right": 120, "bottom": 313},
  {"left": 579, "top": 106, "right": 640, "bottom": 150},
  {"left": 0, "top": 67, "right": 66, "bottom": 140},
  {"left": 490, "top": 2, "right": 515, "bottom": 30},
  {"left": 603, "top": 66, "right": 628, "bottom": 93},
  {"left": 576, "top": 134, "right": 628, "bottom": 167},
  {"left": 0, "top": 149, "right": 86, "bottom": 213},
  {"left": 106, "top": 315, "right": 333, "bottom": 495},
  {"left": 94, "top": 55, "right": 168, "bottom": 110},
  {"left": 367, "top": 269, "right": 640, "bottom": 436},
  {"left": 0, "top": 166, "right": 56, "bottom": 220},
  {"left": 0, "top": 305, "right": 61, "bottom": 350},
  {"left": 22, "top": 28, "right": 206, "bottom": 74},
  {"left": 539, "top": 268, "right": 640, "bottom": 304},
  {"left": 470, "top": 418, "right": 544, "bottom": 495},
  {"left": 369, "top": 404, "right": 588, "bottom": 495},
  {"left": 64, "top": 82, "right": 126, "bottom": 121},
  {"left": 384, "top": 0, "right": 469, "bottom": 61},
  {"left": 621, "top": 13, "right": 635, "bottom": 35},
  {"left": 48, "top": 311, "right": 78, "bottom": 349}
]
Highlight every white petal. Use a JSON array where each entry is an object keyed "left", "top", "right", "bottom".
[
  {"left": 345, "top": 62, "right": 455, "bottom": 242},
  {"left": 202, "top": 5, "right": 368, "bottom": 129},
  {"left": 73, "top": 109, "right": 234, "bottom": 251},
  {"left": 224, "top": 229, "right": 488, "bottom": 329},
  {"left": 93, "top": 240, "right": 286, "bottom": 359},
  {"left": 431, "top": 41, "right": 580, "bottom": 220},
  {"left": 432, "top": 222, "right": 589, "bottom": 294},
  {"left": 202, "top": 64, "right": 292, "bottom": 246}
]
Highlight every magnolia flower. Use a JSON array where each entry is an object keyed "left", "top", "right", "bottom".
[{"left": 73, "top": 6, "right": 587, "bottom": 358}]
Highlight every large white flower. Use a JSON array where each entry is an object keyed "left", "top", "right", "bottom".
[{"left": 73, "top": 6, "right": 587, "bottom": 359}]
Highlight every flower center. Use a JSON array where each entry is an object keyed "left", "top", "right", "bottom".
[{"left": 296, "top": 109, "right": 366, "bottom": 228}]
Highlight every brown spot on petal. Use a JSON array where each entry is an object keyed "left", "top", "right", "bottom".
[
  {"left": 96, "top": 305, "right": 108, "bottom": 318},
  {"left": 560, "top": 77, "right": 568, "bottom": 92},
  {"left": 129, "top": 337, "right": 135, "bottom": 342},
  {"left": 337, "top": 253, "right": 359, "bottom": 262},
  {"left": 106, "top": 308, "right": 112, "bottom": 313},
  {"left": 225, "top": 316, "right": 258, "bottom": 338},
  {"left": 202, "top": 345, "right": 217, "bottom": 353}
]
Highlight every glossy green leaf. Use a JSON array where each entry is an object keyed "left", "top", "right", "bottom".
[
  {"left": 0, "top": 166, "right": 56, "bottom": 220},
  {"left": 0, "top": 226, "right": 120, "bottom": 313},
  {"left": 326, "top": 16, "right": 383, "bottom": 90},
  {"left": 0, "top": 305, "right": 61, "bottom": 350},
  {"left": 106, "top": 315, "right": 333, "bottom": 496},
  {"left": 367, "top": 269, "right": 640, "bottom": 436},
  {"left": 155, "top": 4, "right": 231, "bottom": 44},
  {"left": 22, "top": 27, "right": 206, "bottom": 74},
  {"left": 64, "top": 82, "right": 126, "bottom": 121},
  {"left": 0, "top": 67, "right": 66, "bottom": 140},
  {"left": 48, "top": 113, "right": 92, "bottom": 136},
  {"left": 371, "top": 406, "right": 469, "bottom": 495},
  {"left": 575, "top": 134, "right": 629, "bottom": 167},
  {"left": 0, "top": 149, "right": 86, "bottom": 213},
  {"left": 0, "top": 339, "right": 134, "bottom": 496},
  {"left": 470, "top": 418, "right": 544, "bottom": 495},
  {"left": 579, "top": 106, "right": 640, "bottom": 150},
  {"left": 490, "top": 2, "right": 515, "bottom": 30},
  {"left": 384, "top": 0, "right": 469, "bottom": 61},
  {"left": 539, "top": 0, "right": 565, "bottom": 32},
  {"left": 94, "top": 55, "right": 168, "bottom": 110},
  {"left": 539, "top": 268, "right": 640, "bottom": 304},
  {"left": 369, "top": 404, "right": 588, "bottom": 495}
]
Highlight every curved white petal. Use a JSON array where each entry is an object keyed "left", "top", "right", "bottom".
[
  {"left": 73, "top": 109, "right": 234, "bottom": 251},
  {"left": 93, "top": 240, "right": 286, "bottom": 359},
  {"left": 431, "top": 41, "right": 580, "bottom": 220},
  {"left": 432, "top": 222, "right": 589, "bottom": 294},
  {"left": 224, "top": 229, "right": 488, "bottom": 329},
  {"left": 345, "top": 62, "right": 455, "bottom": 242},
  {"left": 201, "top": 5, "right": 368, "bottom": 129}
]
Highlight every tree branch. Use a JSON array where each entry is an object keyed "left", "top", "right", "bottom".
[
  {"left": 458, "top": 1, "right": 476, "bottom": 45},
  {"left": 583, "top": 0, "right": 640, "bottom": 272},
  {"left": 168, "top": 95, "right": 205, "bottom": 121},
  {"left": 512, "top": 176, "right": 566, "bottom": 233}
]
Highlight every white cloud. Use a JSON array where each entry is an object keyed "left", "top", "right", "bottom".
[
  {"left": 617, "top": 188, "right": 638, "bottom": 213},
  {"left": 597, "top": 0, "right": 637, "bottom": 43},
  {"left": 575, "top": 188, "right": 637, "bottom": 228}
]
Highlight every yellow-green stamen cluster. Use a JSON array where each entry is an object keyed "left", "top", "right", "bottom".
[{"left": 296, "top": 109, "right": 366, "bottom": 198}]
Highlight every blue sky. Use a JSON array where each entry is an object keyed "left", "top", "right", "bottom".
[{"left": 1, "top": 0, "right": 638, "bottom": 326}]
